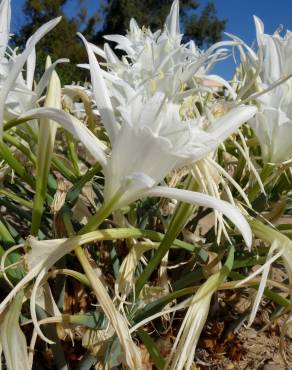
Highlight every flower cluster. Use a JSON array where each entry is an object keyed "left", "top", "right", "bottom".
[{"left": 0, "top": 1, "right": 291, "bottom": 369}]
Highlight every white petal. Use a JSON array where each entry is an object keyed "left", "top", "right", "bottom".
[
  {"left": 145, "top": 186, "right": 252, "bottom": 247},
  {"left": 32, "top": 58, "right": 69, "bottom": 105},
  {"left": 165, "top": 0, "right": 180, "bottom": 37},
  {"left": 78, "top": 33, "right": 119, "bottom": 143},
  {"left": 0, "top": 17, "right": 61, "bottom": 135},
  {"left": 20, "top": 107, "right": 108, "bottom": 169},
  {"left": 0, "top": 0, "right": 11, "bottom": 60},
  {"left": 104, "top": 43, "right": 120, "bottom": 65},
  {"left": 103, "top": 34, "right": 135, "bottom": 55},
  {"left": 89, "top": 42, "right": 106, "bottom": 60},
  {"left": 0, "top": 291, "right": 30, "bottom": 370},
  {"left": 253, "top": 15, "right": 265, "bottom": 45},
  {"left": 209, "top": 105, "right": 257, "bottom": 142},
  {"left": 235, "top": 249, "right": 283, "bottom": 288},
  {"left": 26, "top": 47, "right": 36, "bottom": 90},
  {"left": 104, "top": 122, "right": 179, "bottom": 205}
]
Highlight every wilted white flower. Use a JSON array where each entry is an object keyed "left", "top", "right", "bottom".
[
  {"left": 0, "top": 232, "right": 142, "bottom": 370},
  {"left": 0, "top": 291, "right": 30, "bottom": 370},
  {"left": 168, "top": 272, "right": 222, "bottom": 370},
  {"left": 237, "top": 219, "right": 292, "bottom": 326}
]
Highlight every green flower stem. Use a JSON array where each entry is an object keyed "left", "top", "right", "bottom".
[
  {"left": 249, "top": 217, "right": 287, "bottom": 243},
  {"left": 31, "top": 190, "right": 47, "bottom": 236},
  {"left": 65, "top": 132, "right": 81, "bottom": 177},
  {"left": 3, "top": 133, "right": 36, "bottom": 165},
  {"left": 78, "top": 192, "right": 122, "bottom": 235},
  {"left": 135, "top": 176, "right": 199, "bottom": 298},
  {"left": 3, "top": 116, "right": 32, "bottom": 132},
  {"left": 68, "top": 220, "right": 204, "bottom": 254},
  {"left": 31, "top": 134, "right": 54, "bottom": 236},
  {"left": 233, "top": 256, "right": 267, "bottom": 269},
  {"left": 248, "top": 163, "right": 275, "bottom": 202},
  {"left": 0, "top": 188, "right": 33, "bottom": 209},
  {"left": 5, "top": 118, "right": 78, "bottom": 183},
  {"left": 50, "top": 268, "right": 90, "bottom": 287},
  {"left": 0, "top": 141, "right": 35, "bottom": 188},
  {"left": 0, "top": 219, "right": 15, "bottom": 245},
  {"left": 51, "top": 155, "right": 78, "bottom": 183}
]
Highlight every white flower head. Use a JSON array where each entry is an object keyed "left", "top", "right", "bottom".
[
  {"left": 102, "top": 86, "right": 257, "bottom": 209},
  {"left": 0, "top": 0, "right": 64, "bottom": 134},
  {"left": 249, "top": 16, "right": 292, "bottom": 163},
  {"left": 98, "top": 0, "right": 234, "bottom": 99}
]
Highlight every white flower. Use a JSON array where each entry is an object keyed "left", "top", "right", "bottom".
[
  {"left": 0, "top": 291, "right": 30, "bottom": 370},
  {"left": 87, "top": 0, "right": 235, "bottom": 99},
  {"left": 102, "top": 88, "right": 256, "bottom": 209},
  {"left": 0, "top": 0, "right": 63, "bottom": 133},
  {"left": 79, "top": 32, "right": 256, "bottom": 241},
  {"left": 168, "top": 271, "right": 224, "bottom": 370},
  {"left": 249, "top": 16, "right": 292, "bottom": 163},
  {"left": 17, "top": 23, "right": 256, "bottom": 248}
]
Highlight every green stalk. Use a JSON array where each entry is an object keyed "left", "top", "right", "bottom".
[
  {"left": 3, "top": 116, "right": 32, "bottom": 132},
  {"left": 31, "top": 57, "right": 61, "bottom": 236},
  {"left": 3, "top": 133, "right": 36, "bottom": 165},
  {"left": 78, "top": 192, "right": 122, "bottom": 234},
  {"left": 249, "top": 217, "right": 287, "bottom": 243},
  {"left": 51, "top": 155, "right": 78, "bottom": 183},
  {"left": 65, "top": 132, "right": 81, "bottom": 177},
  {"left": 0, "top": 219, "right": 15, "bottom": 245},
  {"left": 234, "top": 151, "right": 246, "bottom": 183},
  {"left": 0, "top": 188, "right": 33, "bottom": 209},
  {"left": 15, "top": 124, "right": 77, "bottom": 183},
  {"left": 0, "top": 141, "right": 35, "bottom": 188},
  {"left": 135, "top": 176, "right": 199, "bottom": 297}
]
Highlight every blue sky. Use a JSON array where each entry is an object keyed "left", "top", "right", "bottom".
[{"left": 11, "top": 0, "right": 292, "bottom": 78}]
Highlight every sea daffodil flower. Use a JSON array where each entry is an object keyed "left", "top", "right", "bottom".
[
  {"left": 0, "top": 291, "right": 30, "bottom": 370},
  {"left": 15, "top": 30, "right": 257, "bottom": 247},
  {"left": 72, "top": 33, "right": 255, "bottom": 244},
  {"left": 84, "top": 0, "right": 236, "bottom": 100},
  {"left": 0, "top": 0, "right": 63, "bottom": 134},
  {"left": 249, "top": 16, "right": 292, "bottom": 163}
]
